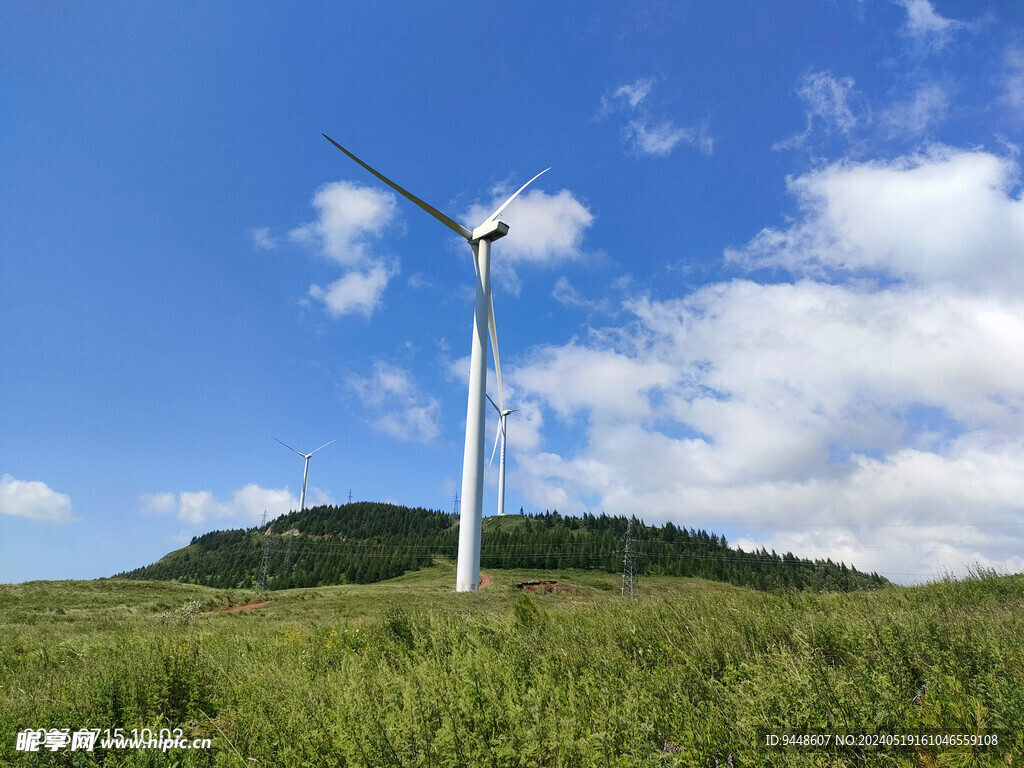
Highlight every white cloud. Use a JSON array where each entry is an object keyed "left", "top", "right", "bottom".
[
  {"left": 511, "top": 282, "right": 1024, "bottom": 580},
  {"left": 622, "top": 119, "right": 691, "bottom": 157},
  {"left": 169, "top": 529, "right": 194, "bottom": 546},
  {"left": 463, "top": 188, "right": 594, "bottom": 269},
  {"left": 140, "top": 492, "right": 176, "bottom": 515},
  {"left": 598, "top": 77, "right": 713, "bottom": 158},
  {"left": 500, "top": 401, "right": 544, "bottom": 455},
  {"left": 614, "top": 78, "right": 653, "bottom": 109},
  {"left": 551, "top": 276, "right": 611, "bottom": 313},
  {"left": 285, "top": 181, "right": 401, "bottom": 319},
  {"left": 289, "top": 181, "right": 398, "bottom": 266},
  {"left": 138, "top": 484, "right": 319, "bottom": 527},
  {"left": 177, "top": 490, "right": 231, "bottom": 525},
  {"left": 249, "top": 227, "right": 276, "bottom": 250},
  {"left": 896, "top": 0, "right": 964, "bottom": 51},
  {"left": 445, "top": 352, "right": 473, "bottom": 387},
  {"left": 407, "top": 272, "right": 432, "bottom": 289},
  {"left": 552, "top": 276, "right": 586, "bottom": 307},
  {"left": 621, "top": 118, "right": 714, "bottom": 158},
  {"left": 350, "top": 360, "right": 415, "bottom": 405},
  {"left": 728, "top": 436, "right": 1024, "bottom": 581},
  {"left": 444, "top": 352, "right": 544, "bottom": 467},
  {"left": 505, "top": 149, "right": 1024, "bottom": 581},
  {"left": 598, "top": 77, "right": 655, "bottom": 116},
  {"left": 629, "top": 281, "right": 1024, "bottom": 451},
  {"left": 349, "top": 361, "right": 441, "bottom": 443},
  {"left": 302, "top": 487, "right": 334, "bottom": 508},
  {"left": 883, "top": 83, "right": 949, "bottom": 135},
  {"left": 0, "top": 474, "right": 74, "bottom": 524},
  {"left": 232, "top": 484, "right": 300, "bottom": 523},
  {"left": 776, "top": 69, "right": 864, "bottom": 150},
  {"left": 515, "top": 342, "right": 675, "bottom": 422},
  {"left": 728, "top": 147, "right": 1024, "bottom": 293},
  {"left": 798, "top": 70, "right": 860, "bottom": 133},
  {"left": 375, "top": 404, "right": 442, "bottom": 443},
  {"left": 695, "top": 121, "right": 715, "bottom": 156},
  {"left": 309, "top": 262, "right": 397, "bottom": 318},
  {"left": 1002, "top": 47, "right": 1024, "bottom": 114}
]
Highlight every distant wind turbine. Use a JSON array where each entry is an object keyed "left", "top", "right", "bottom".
[
  {"left": 487, "top": 393, "right": 521, "bottom": 518},
  {"left": 323, "top": 133, "right": 548, "bottom": 592},
  {"left": 274, "top": 437, "right": 336, "bottom": 512}
]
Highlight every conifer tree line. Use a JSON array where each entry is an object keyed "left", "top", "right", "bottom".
[
  {"left": 116, "top": 502, "right": 889, "bottom": 591},
  {"left": 478, "top": 510, "right": 888, "bottom": 591}
]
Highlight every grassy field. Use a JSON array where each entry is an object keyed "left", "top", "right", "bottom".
[{"left": 2, "top": 563, "right": 1022, "bottom": 766}]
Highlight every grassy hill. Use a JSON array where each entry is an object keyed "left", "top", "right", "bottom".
[
  {"left": 116, "top": 503, "right": 889, "bottom": 593},
  {"left": 2, "top": 567, "right": 1021, "bottom": 766}
]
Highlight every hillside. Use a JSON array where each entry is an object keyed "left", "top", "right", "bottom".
[
  {"left": 3, "top": 568, "right": 1021, "bottom": 765},
  {"left": 116, "top": 502, "right": 889, "bottom": 592}
]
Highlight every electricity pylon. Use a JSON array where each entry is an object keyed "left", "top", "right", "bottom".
[
  {"left": 621, "top": 517, "right": 636, "bottom": 600},
  {"left": 258, "top": 511, "right": 272, "bottom": 591}
]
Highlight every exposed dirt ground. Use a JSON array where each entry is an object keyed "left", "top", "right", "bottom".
[
  {"left": 516, "top": 581, "right": 580, "bottom": 594},
  {"left": 479, "top": 573, "right": 492, "bottom": 589},
  {"left": 219, "top": 600, "right": 270, "bottom": 612}
]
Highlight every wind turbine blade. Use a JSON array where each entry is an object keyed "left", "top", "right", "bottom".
[
  {"left": 488, "top": 290, "right": 504, "bottom": 415},
  {"left": 309, "top": 439, "right": 337, "bottom": 456},
  {"left": 485, "top": 393, "right": 500, "bottom": 414},
  {"left": 323, "top": 135, "right": 473, "bottom": 240},
  {"left": 485, "top": 168, "right": 550, "bottom": 223},
  {"left": 489, "top": 420, "right": 502, "bottom": 467},
  {"left": 472, "top": 241, "right": 503, "bottom": 414},
  {"left": 274, "top": 437, "right": 305, "bottom": 457}
]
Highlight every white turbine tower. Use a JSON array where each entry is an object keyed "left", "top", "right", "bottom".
[
  {"left": 487, "top": 393, "right": 522, "bottom": 518},
  {"left": 274, "top": 437, "right": 336, "bottom": 512},
  {"left": 323, "top": 133, "right": 547, "bottom": 592}
]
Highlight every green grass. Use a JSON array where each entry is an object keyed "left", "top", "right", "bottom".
[{"left": 2, "top": 565, "right": 1022, "bottom": 766}]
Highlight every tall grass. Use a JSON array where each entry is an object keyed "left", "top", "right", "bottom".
[{"left": 2, "top": 568, "right": 1021, "bottom": 766}]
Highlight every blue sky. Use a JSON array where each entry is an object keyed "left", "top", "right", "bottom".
[{"left": 3, "top": 1, "right": 1024, "bottom": 584}]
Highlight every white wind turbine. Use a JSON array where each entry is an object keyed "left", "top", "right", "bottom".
[
  {"left": 487, "top": 393, "right": 522, "bottom": 518},
  {"left": 274, "top": 437, "right": 336, "bottom": 512},
  {"left": 323, "top": 133, "right": 548, "bottom": 592}
]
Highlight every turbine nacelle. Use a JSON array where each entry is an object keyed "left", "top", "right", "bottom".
[{"left": 471, "top": 219, "right": 509, "bottom": 243}]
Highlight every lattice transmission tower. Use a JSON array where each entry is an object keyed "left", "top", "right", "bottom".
[
  {"left": 283, "top": 522, "right": 295, "bottom": 573},
  {"left": 258, "top": 510, "right": 273, "bottom": 591},
  {"left": 621, "top": 517, "right": 636, "bottom": 600}
]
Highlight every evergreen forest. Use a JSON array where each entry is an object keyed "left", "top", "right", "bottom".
[{"left": 116, "top": 503, "right": 889, "bottom": 591}]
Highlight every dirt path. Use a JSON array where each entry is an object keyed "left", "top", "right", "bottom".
[
  {"left": 220, "top": 600, "right": 269, "bottom": 612},
  {"left": 479, "top": 573, "right": 492, "bottom": 589}
]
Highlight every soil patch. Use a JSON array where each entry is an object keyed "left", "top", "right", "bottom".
[
  {"left": 517, "top": 581, "right": 580, "bottom": 595},
  {"left": 219, "top": 600, "right": 269, "bottom": 613},
  {"left": 479, "top": 573, "right": 492, "bottom": 589}
]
